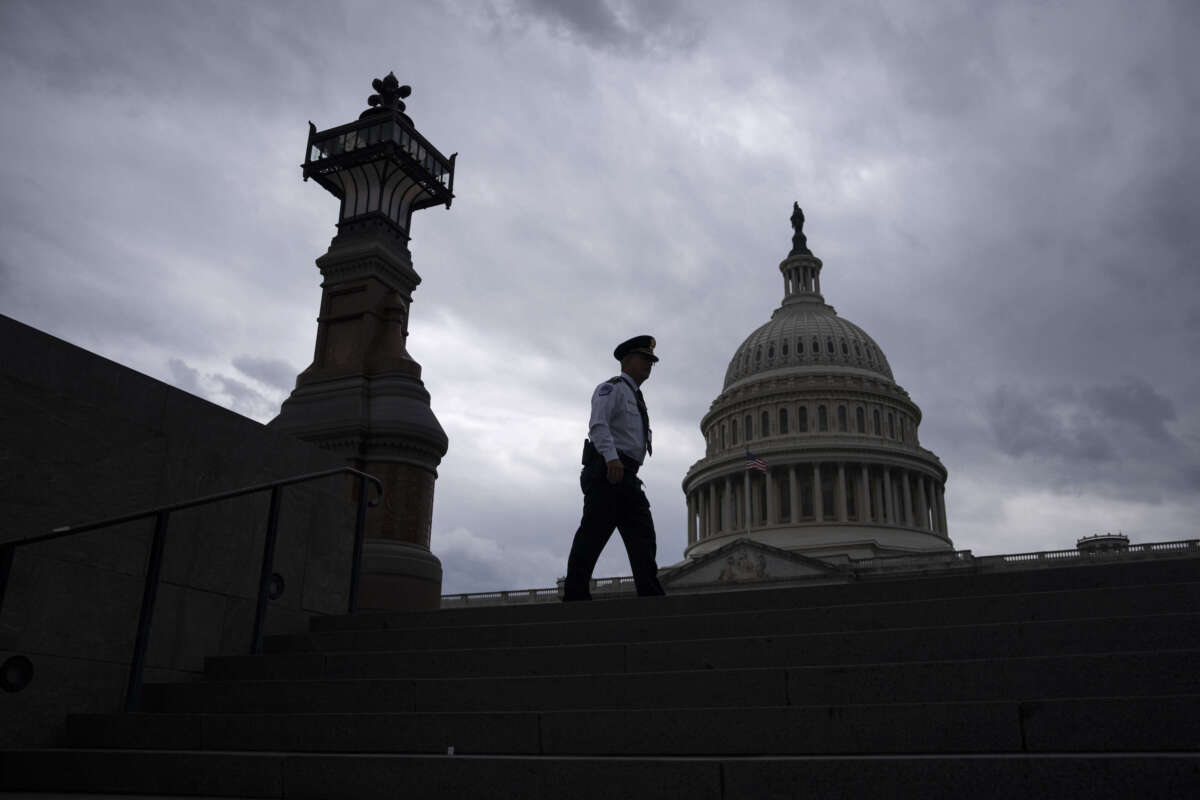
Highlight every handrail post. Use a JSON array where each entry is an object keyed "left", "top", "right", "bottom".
[
  {"left": 124, "top": 511, "right": 169, "bottom": 713},
  {"left": 0, "top": 543, "right": 15, "bottom": 619},
  {"left": 250, "top": 486, "right": 284, "bottom": 656},
  {"left": 347, "top": 474, "right": 369, "bottom": 614}
]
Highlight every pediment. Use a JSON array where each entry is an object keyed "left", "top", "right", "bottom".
[{"left": 664, "top": 537, "right": 850, "bottom": 589}]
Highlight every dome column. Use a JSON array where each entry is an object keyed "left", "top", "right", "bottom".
[
  {"left": 766, "top": 468, "right": 778, "bottom": 525},
  {"left": 739, "top": 472, "right": 748, "bottom": 534},
  {"left": 883, "top": 468, "right": 895, "bottom": 525},
  {"left": 871, "top": 469, "right": 883, "bottom": 524},
  {"left": 916, "top": 475, "right": 930, "bottom": 530},
  {"left": 686, "top": 493, "right": 697, "bottom": 544},
  {"left": 835, "top": 462, "right": 848, "bottom": 522},
  {"left": 937, "top": 485, "right": 949, "bottom": 535},
  {"left": 901, "top": 471, "right": 914, "bottom": 527},
  {"left": 788, "top": 466, "right": 799, "bottom": 525},
  {"left": 811, "top": 463, "right": 823, "bottom": 522},
  {"left": 723, "top": 476, "right": 732, "bottom": 531},
  {"left": 859, "top": 464, "right": 870, "bottom": 523},
  {"left": 705, "top": 484, "right": 715, "bottom": 534}
]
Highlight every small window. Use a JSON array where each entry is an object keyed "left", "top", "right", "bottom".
[
  {"left": 856, "top": 407, "right": 865, "bottom": 433},
  {"left": 841, "top": 340, "right": 848, "bottom": 355},
  {"left": 767, "top": 344, "right": 775, "bottom": 359},
  {"left": 888, "top": 412, "right": 895, "bottom": 439},
  {"left": 873, "top": 409, "right": 881, "bottom": 435},
  {"left": 755, "top": 347, "right": 762, "bottom": 363},
  {"left": 900, "top": 416, "right": 907, "bottom": 442},
  {"left": 826, "top": 338, "right": 834, "bottom": 354},
  {"left": 812, "top": 338, "right": 820, "bottom": 354},
  {"left": 721, "top": 424, "right": 726, "bottom": 448},
  {"left": 745, "top": 414, "right": 754, "bottom": 441},
  {"left": 798, "top": 339, "right": 805, "bottom": 354},
  {"left": 732, "top": 419, "right": 739, "bottom": 445},
  {"left": 798, "top": 406, "right": 809, "bottom": 432},
  {"left": 782, "top": 341, "right": 789, "bottom": 356},
  {"left": 761, "top": 411, "right": 770, "bottom": 437},
  {"left": 779, "top": 407, "right": 789, "bottom": 434},
  {"left": 837, "top": 405, "right": 848, "bottom": 432},
  {"left": 818, "top": 405, "right": 829, "bottom": 432}
]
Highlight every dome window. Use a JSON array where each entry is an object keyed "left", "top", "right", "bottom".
[
  {"left": 767, "top": 344, "right": 775, "bottom": 359},
  {"left": 826, "top": 338, "right": 834, "bottom": 354},
  {"left": 798, "top": 406, "right": 808, "bottom": 432},
  {"left": 781, "top": 341, "right": 789, "bottom": 356},
  {"left": 761, "top": 411, "right": 770, "bottom": 437},
  {"left": 731, "top": 419, "right": 739, "bottom": 445},
  {"left": 779, "top": 407, "right": 789, "bottom": 434},
  {"left": 721, "top": 424, "right": 726, "bottom": 449},
  {"left": 812, "top": 338, "right": 819, "bottom": 355},
  {"left": 837, "top": 405, "right": 848, "bottom": 432},
  {"left": 888, "top": 412, "right": 895, "bottom": 439},
  {"left": 745, "top": 414, "right": 754, "bottom": 441},
  {"left": 818, "top": 405, "right": 829, "bottom": 432},
  {"left": 841, "top": 340, "right": 848, "bottom": 355},
  {"left": 755, "top": 347, "right": 762, "bottom": 363},
  {"left": 856, "top": 407, "right": 866, "bottom": 433},
  {"left": 797, "top": 339, "right": 804, "bottom": 354},
  {"left": 873, "top": 409, "right": 881, "bottom": 435}
]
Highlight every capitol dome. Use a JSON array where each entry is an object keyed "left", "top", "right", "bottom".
[{"left": 681, "top": 205, "right": 952, "bottom": 562}]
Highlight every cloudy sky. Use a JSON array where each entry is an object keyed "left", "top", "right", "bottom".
[{"left": 3, "top": 0, "right": 1198, "bottom": 594}]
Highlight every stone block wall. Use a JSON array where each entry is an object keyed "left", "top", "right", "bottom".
[{"left": 0, "top": 315, "right": 358, "bottom": 746}]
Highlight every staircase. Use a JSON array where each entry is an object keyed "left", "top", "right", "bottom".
[{"left": 3, "top": 557, "right": 1198, "bottom": 798}]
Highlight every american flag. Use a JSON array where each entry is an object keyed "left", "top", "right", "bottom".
[{"left": 744, "top": 449, "right": 768, "bottom": 472}]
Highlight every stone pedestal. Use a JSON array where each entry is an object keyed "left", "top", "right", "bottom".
[{"left": 271, "top": 228, "right": 448, "bottom": 611}]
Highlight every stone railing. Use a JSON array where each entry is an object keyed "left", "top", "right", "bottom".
[{"left": 440, "top": 539, "right": 1200, "bottom": 608}]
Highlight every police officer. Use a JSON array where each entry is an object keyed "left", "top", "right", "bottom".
[{"left": 563, "top": 335, "right": 666, "bottom": 601}]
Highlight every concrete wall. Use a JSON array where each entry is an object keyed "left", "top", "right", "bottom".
[{"left": 0, "top": 315, "right": 359, "bottom": 746}]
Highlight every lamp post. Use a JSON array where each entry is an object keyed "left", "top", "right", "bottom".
[{"left": 271, "top": 73, "right": 457, "bottom": 611}]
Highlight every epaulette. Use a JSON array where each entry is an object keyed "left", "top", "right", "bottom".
[{"left": 598, "top": 376, "right": 624, "bottom": 397}]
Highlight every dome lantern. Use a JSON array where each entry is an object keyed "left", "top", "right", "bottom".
[{"left": 779, "top": 202, "right": 826, "bottom": 308}]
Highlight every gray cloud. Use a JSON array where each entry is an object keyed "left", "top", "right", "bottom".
[
  {"left": 167, "top": 358, "right": 202, "bottom": 395},
  {"left": 168, "top": 359, "right": 279, "bottom": 421},
  {"left": 233, "top": 356, "right": 298, "bottom": 393},
  {"left": 984, "top": 378, "right": 1197, "bottom": 500},
  {"left": 3, "top": 0, "right": 1199, "bottom": 589},
  {"left": 504, "top": 0, "right": 701, "bottom": 54}
]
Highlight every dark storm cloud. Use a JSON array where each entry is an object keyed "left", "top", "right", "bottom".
[
  {"left": 985, "top": 378, "right": 1197, "bottom": 499},
  {"left": 233, "top": 356, "right": 299, "bottom": 393},
  {"left": 3, "top": 0, "right": 1200, "bottom": 589},
  {"left": 505, "top": 0, "right": 701, "bottom": 54}
]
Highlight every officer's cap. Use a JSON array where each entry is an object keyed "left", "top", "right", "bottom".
[{"left": 614, "top": 335, "right": 658, "bottom": 362}]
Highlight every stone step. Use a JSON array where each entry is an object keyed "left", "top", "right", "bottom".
[
  {"left": 66, "top": 696, "right": 1200, "bottom": 756},
  {"left": 147, "top": 650, "right": 1200, "bottom": 714},
  {"left": 4, "top": 750, "right": 1198, "bottom": 799},
  {"left": 204, "top": 612, "right": 1200, "bottom": 682},
  {"left": 314, "top": 558, "right": 1200, "bottom": 632},
  {"left": 265, "top": 582, "right": 1200, "bottom": 654}
]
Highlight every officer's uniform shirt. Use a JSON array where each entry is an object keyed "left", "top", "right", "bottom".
[{"left": 588, "top": 373, "right": 650, "bottom": 464}]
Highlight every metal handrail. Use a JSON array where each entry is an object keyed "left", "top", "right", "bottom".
[{"left": 0, "top": 466, "right": 383, "bottom": 711}]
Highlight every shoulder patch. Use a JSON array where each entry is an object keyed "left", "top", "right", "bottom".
[{"left": 598, "top": 384, "right": 613, "bottom": 396}]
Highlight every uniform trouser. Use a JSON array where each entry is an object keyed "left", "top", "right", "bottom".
[{"left": 563, "top": 467, "right": 666, "bottom": 601}]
